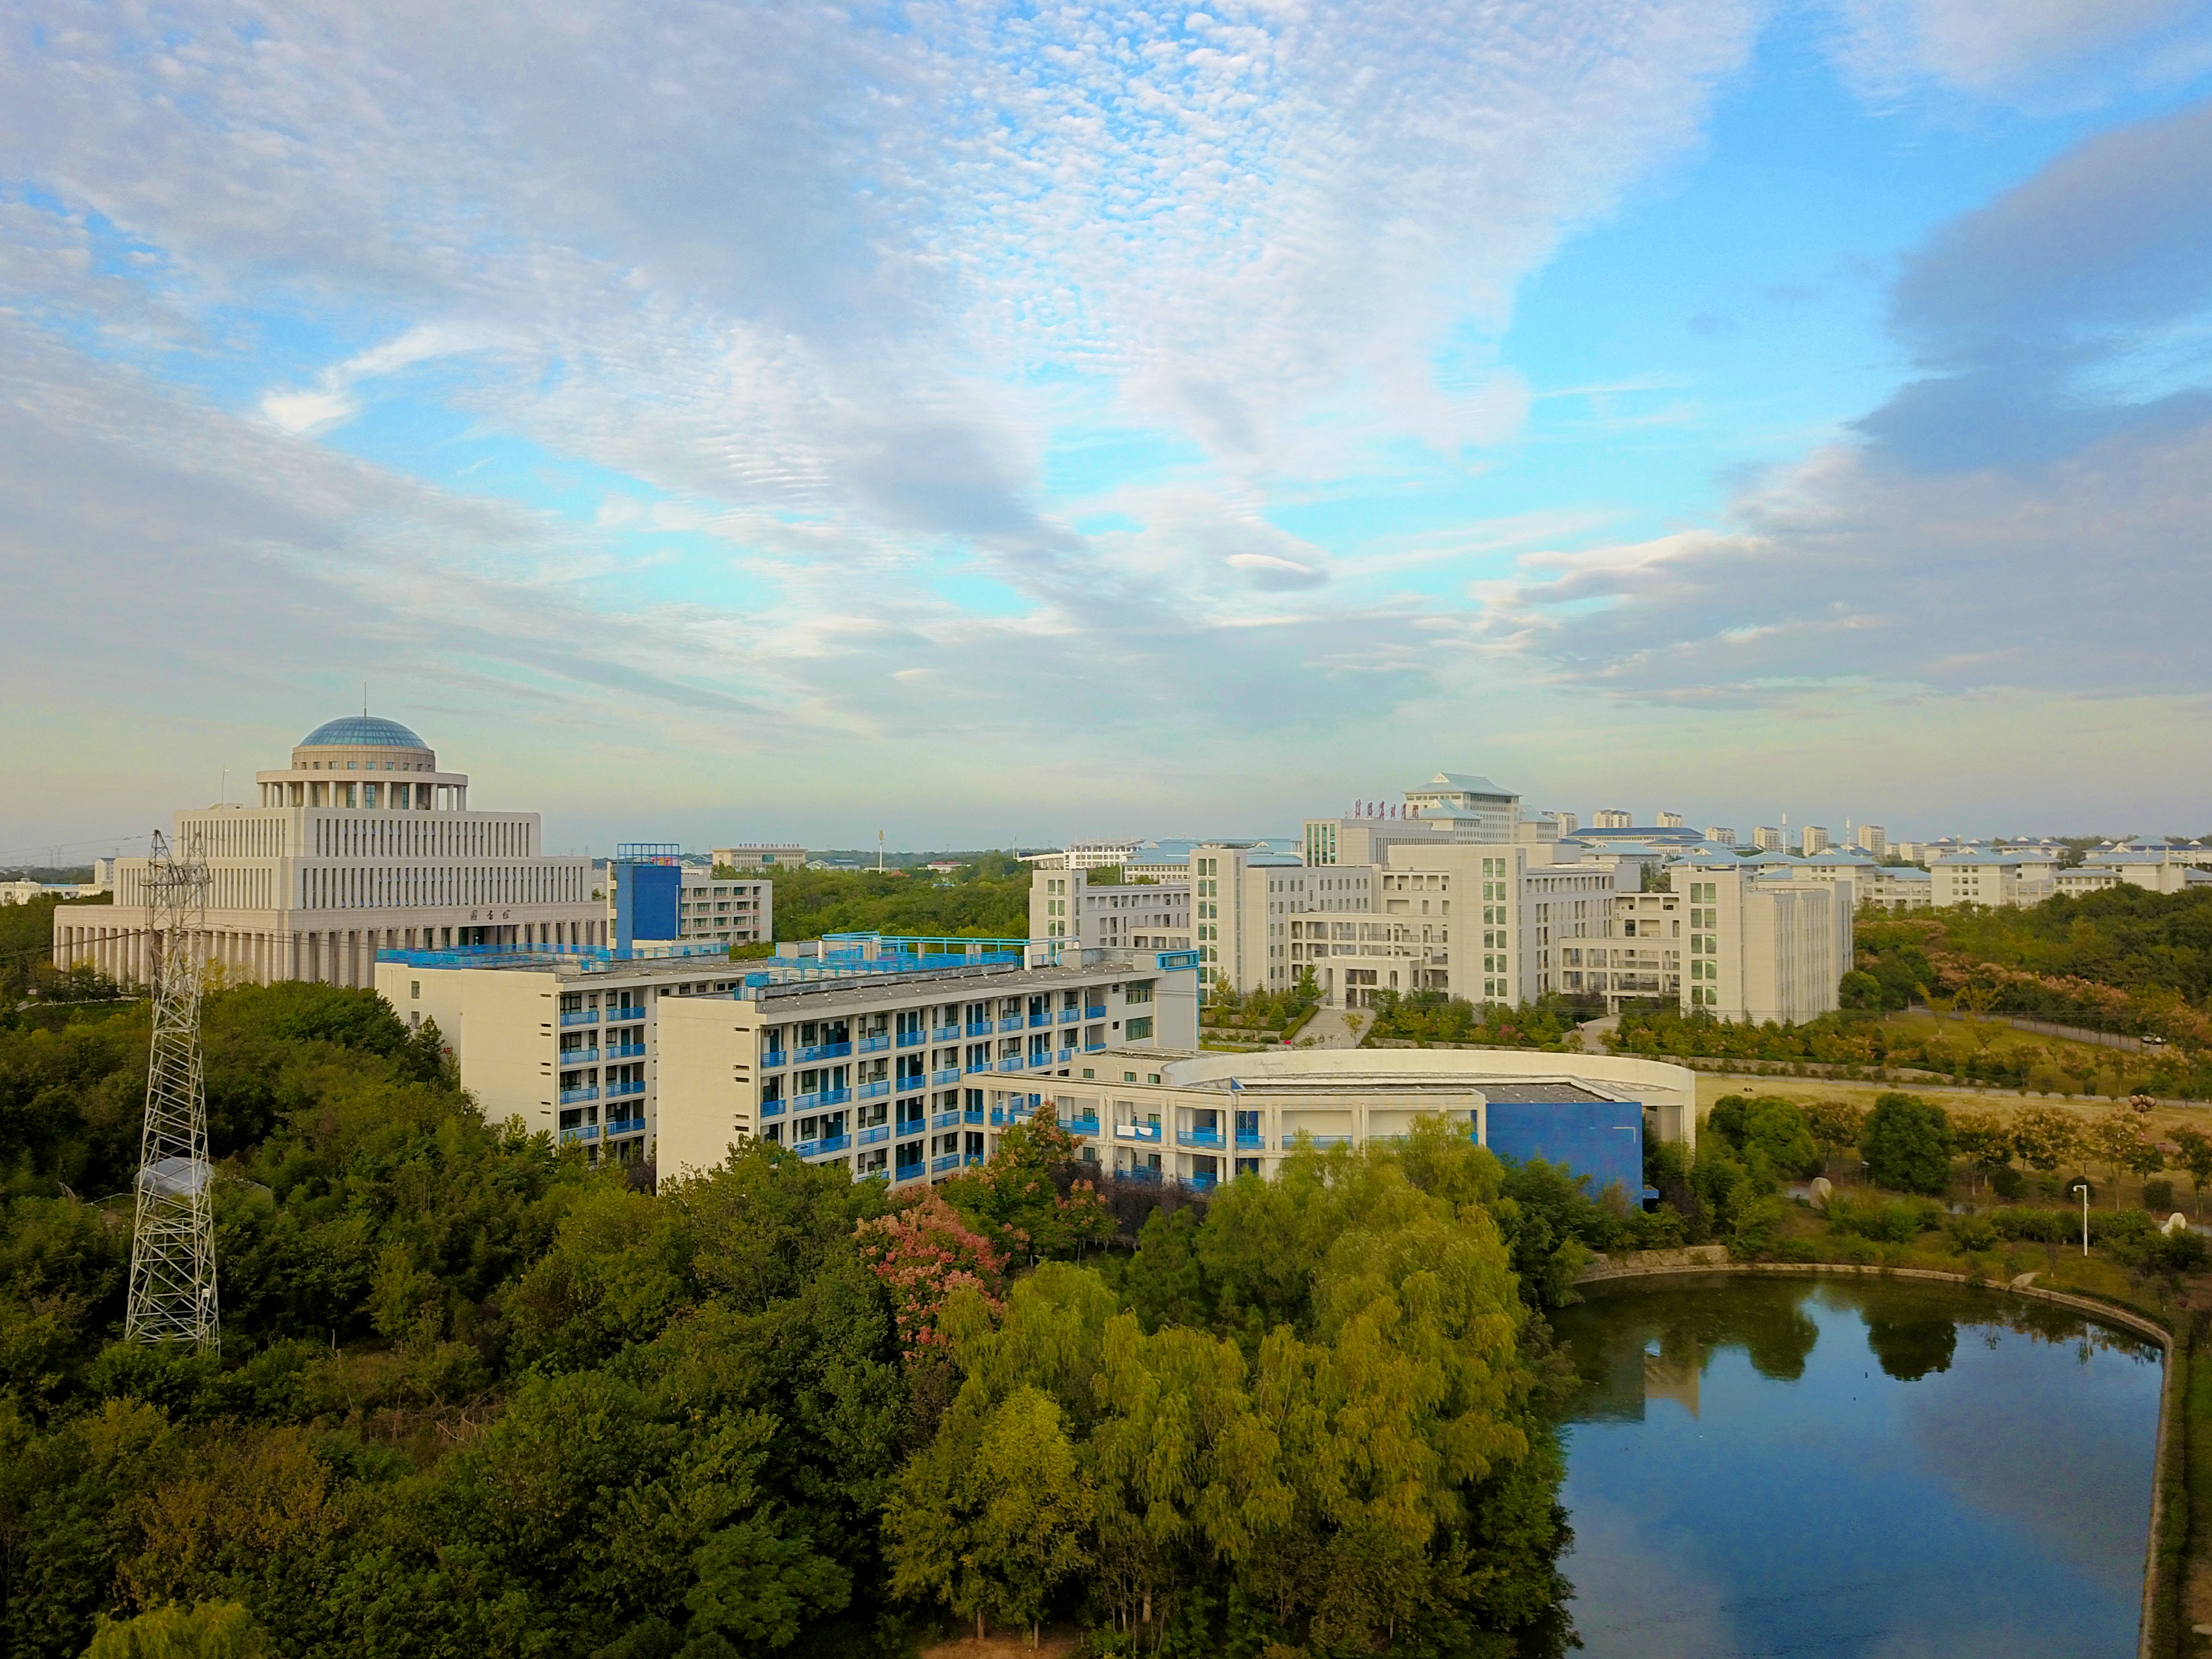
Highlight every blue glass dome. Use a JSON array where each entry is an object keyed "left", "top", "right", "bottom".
[{"left": 298, "top": 716, "right": 428, "bottom": 750}]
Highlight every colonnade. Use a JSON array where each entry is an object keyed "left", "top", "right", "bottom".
[{"left": 52, "top": 917, "right": 610, "bottom": 990}]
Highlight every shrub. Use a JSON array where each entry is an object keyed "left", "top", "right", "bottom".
[
  {"left": 1945, "top": 1213, "right": 1999, "bottom": 1253},
  {"left": 2143, "top": 1178, "right": 2176, "bottom": 1212},
  {"left": 1828, "top": 1195, "right": 1941, "bottom": 1243},
  {"left": 1987, "top": 1166, "right": 2026, "bottom": 1201},
  {"left": 1988, "top": 1206, "right": 2065, "bottom": 1244}
]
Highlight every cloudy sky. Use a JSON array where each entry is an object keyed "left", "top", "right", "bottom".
[{"left": 5, "top": 0, "right": 2211, "bottom": 856}]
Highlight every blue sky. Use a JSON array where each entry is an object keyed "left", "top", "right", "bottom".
[{"left": 4, "top": 0, "right": 2211, "bottom": 856}]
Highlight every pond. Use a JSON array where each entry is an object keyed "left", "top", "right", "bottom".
[{"left": 1550, "top": 1275, "right": 2164, "bottom": 1659}]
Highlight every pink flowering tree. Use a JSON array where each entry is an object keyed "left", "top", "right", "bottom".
[{"left": 855, "top": 1190, "right": 1006, "bottom": 1365}]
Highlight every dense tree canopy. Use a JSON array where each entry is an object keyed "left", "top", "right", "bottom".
[{"left": 1, "top": 984, "right": 1605, "bottom": 1657}]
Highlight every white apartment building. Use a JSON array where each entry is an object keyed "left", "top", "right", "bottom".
[
  {"left": 712, "top": 844, "right": 807, "bottom": 871},
  {"left": 1193, "top": 844, "right": 1375, "bottom": 992},
  {"left": 1929, "top": 851, "right": 2059, "bottom": 908},
  {"left": 1799, "top": 825, "right": 1831, "bottom": 855},
  {"left": 381, "top": 933, "right": 1200, "bottom": 1178},
  {"left": 57, "top": 716, "right": 599, "bottom": 988},
  {"left": 1031, "top": 868, "right": 1193, "bottom": 951},
  {"left": 1675, "top": 864, "right": 1848, "bottom": 1025},
  {"left": 653, "top": 945, "right": 1200, "bottom": 1181},
  {"left": 2057, "top": 847, "right": 2212, "bottom": 896},
  {"left": 1856, "top": 824, "right": 1889, "bottom": 856}
]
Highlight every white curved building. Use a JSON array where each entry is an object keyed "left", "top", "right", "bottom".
[{"left": 56, "top": 716, "right": 601, "bottom": 988}]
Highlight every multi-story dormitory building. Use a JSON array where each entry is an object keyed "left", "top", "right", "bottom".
[
  {"left": 56, "top": 716, "right": 600, "bottom": 988},
  {"left": 378, "top": 933, "right": 1203, "bottom": 1175}
]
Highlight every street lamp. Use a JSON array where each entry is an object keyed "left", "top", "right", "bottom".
[{"left": 2071, "top": 1181, "right": 2091, "bottom": 1257}]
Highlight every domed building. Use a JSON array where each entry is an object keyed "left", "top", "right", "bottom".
[{"left": 56, "top": 715, "right": 602, "bottom": 988}]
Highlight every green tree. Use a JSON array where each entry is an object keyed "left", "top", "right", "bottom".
[
  {"left": 2172, "top": 1127, "right": 2212, "bottom": 1218},
  {"left": 1859, "top": 1093, "right": 1954, "bottom": 1195},
  {"left": 1801, "top": 1099, "right": 1864, "bottom": 1179},
  {"left": 969, "top": 1388, "right": 1095, "bottom": 1646},
  {"left": 83, "top": 1601, "right": 270, "bottom": 1659},
  {"left": 941, "top": 1111, "right": 1111, "bottom": 1264},
  {"left": 2009, "top": 1105, "right": 2085, "bottom": 1173}
]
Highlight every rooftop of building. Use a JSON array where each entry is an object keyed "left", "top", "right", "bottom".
[
  {"left": 1084, "top": 1046, "right": 1620, "bottom": 1101},
  {"left": 299, "top": 715, "right": 428, "bottom": 749}
]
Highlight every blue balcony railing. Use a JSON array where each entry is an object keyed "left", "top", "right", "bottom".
[
  {"left": 761, "top": 1100, "right": 786, "bottom": 1117},
  {"left": 897, "top": 1123, "right": 925, "bottom": 1140},
  {"left": 1301, "top": 1135, "right": 1351, "bottom": 1148},
  {"left": 607, "top": 1079, "right": 646, "bottom": 1100},
  {"left": 1190, "top": 1172, "right": 1219, "bottom": 1193},
  {"left": 558, "top": 1046, "right": 599, "bottom": 1064},
  {"left": 933, "top": 1067, "right": 959, "bottom": 1086},
  {"left": 998, "top": 1015, "right": 1022, "bottom": 1032},
  {"left": 997, "top": 1057, "right": 1024, "bottom": 1073},
  {"left": 790, "top": 1086, "right": 852, "bottom": 1112},
  {"left": 607, "top": 1042, "right": 646, "bottom": 1060},
  {"left": 1116, "top": 1121, "right": 1161, "bottom": 1142},
  {"left": 1056, "top": 1047, "right": 1076, "bottom": 1064},
  {"left": 1028, "top": 1012, "right": 1050, "bottom": 1027},
  {"left": 932, "top": 1109, "right": 963, "bottom": 1131},
  {"left": 798, "top": 1040, "right": 851, "bottom": 1063},
  {"left": 964, "top": 1152, "right": 984, "bottom": 1167},
  {"left": 559, "top": 1085, "right": 599, "bottom": 1105},
  {"left": 857, "top": 1034, "right": 890, "bottom": 1054},
  {"left": 1119, "top": 1165, "right": 1161, "bottom": 1185},
  {"left": 965, "top": 1061, "right": 993, "bottom": 1075},
  {"left": 931, "top": 1152, "right": 962, "bottom": 1174},
  {"left": 761, "top": 1049, "right": 787, "bottom": 1069},
  {"left": 559, "top": 1009, "right": 598, "bottom": 1027},
  {"left": 607, "top": 1007, "right": 645, "bottom": 1026},
  {"left": 795, "top": 1133, "right": 852, "bottom": 1158},
  {"left": 964, "top": 1105, "right": 985, "bottom": 1124},
  {"left": 966, "top": 1021, "right": 991, "bottom": 1037},
  {"left": 1059, "top": 1007, "right": 1079, "bottom": 1023},
  {"left": 1084, "top": 1004, "right": 1106, "bottom": 1018},
  {"left": 1178, "top": 1128, "right": 1224, "bottom": 1149},
  {"left": 560, "top": 1124, "right": 600, "bottom": 1144},
  {"left": 1084, "top": 1041, "right": 1107, "bottom": 1053},
  {"left": 897, "top": 1029, "right": 925, "bottom": 1047},
  {"left": 605, "top": 1117, "right": 645, "bottom": 1138},
  {"left": 859, "top": 1080, "right": 890, "bottom": 1100},
  {"left": 859, "top": 1125, "right": 890, "bottom": 1146},
  {"left": 896, "top": 1074, "right": 926, "bottom": 1095},
  {"left": 1067, "top": 1116, "right": 1101, "bottom": 1137},
  {"left": 934, "top": 1024, "right": 961, "bottom": 1042},
  {"left": 1028, "top": 1050, "right": 1051, "bottom": 1068},
  {"left": 1234, "top": 1132, "right": 1266, "bottom": 1150}
]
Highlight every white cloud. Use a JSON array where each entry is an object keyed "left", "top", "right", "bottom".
[{"left": 1829, "top": 0, "right": 2212, "bottom": 106}]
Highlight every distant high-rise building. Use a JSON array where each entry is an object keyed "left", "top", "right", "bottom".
[
  {"left": 1706, "top": 827, "right": 1737, "bottom": 846},
  {"left": 1856, "top": 824, "right": 1888, "bottom": 857},
  {"left": 1656, "top": 811, "right": 1684, "bottom": 829},
  {"left": 1753, "top": 826, "right": 1785, "bottom": 851},
  {"left": 1800, "top": 825, "right": 1831, "bottom": 855},
  {"left": 1545, "top": 810, "right": 1579, "bottom": 836},
  {"left": 1592, "top": 808, "right": 1633, "bottom": 829}
]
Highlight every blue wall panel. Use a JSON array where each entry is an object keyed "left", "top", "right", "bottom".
[
  {"left": 615, "top": 863, "right": 681, "bottom": 948},
  {"left": 1484, "top": 1100, "right": 1643, "bottom": 1201}
]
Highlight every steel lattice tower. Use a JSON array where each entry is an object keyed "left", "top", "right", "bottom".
[{"left": 124, "top": 829, "right": 220, "bottom": 1350}]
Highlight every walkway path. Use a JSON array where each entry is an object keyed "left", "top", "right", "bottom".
[{"left": 1300, "top": 1007, "right": 1371, "bottom": 1050}]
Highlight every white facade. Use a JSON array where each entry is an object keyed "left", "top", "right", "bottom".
[
  {"left": 1677, "top": 866, "right": 1848, "bottom": 1025},
  {"left": 1929, "top": 852, "right": 2058, "bottom": 908},
  {"left": 1031, "top": 868, "right": 1193, "bottom": 951},
  {"left": 57, "top": 716, "right": 599, "bottom": 989},
  {"left": 712, "top": 844, "right": 807, "bottom": 871}
]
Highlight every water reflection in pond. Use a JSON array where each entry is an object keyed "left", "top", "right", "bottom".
[{"left": 1551, "top": 1277, "right": 2162, "bottom": 1659}]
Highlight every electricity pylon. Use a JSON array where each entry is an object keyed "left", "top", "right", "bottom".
[{"left": 124, "top": 829, "right": 220, "bottom": 1350}]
